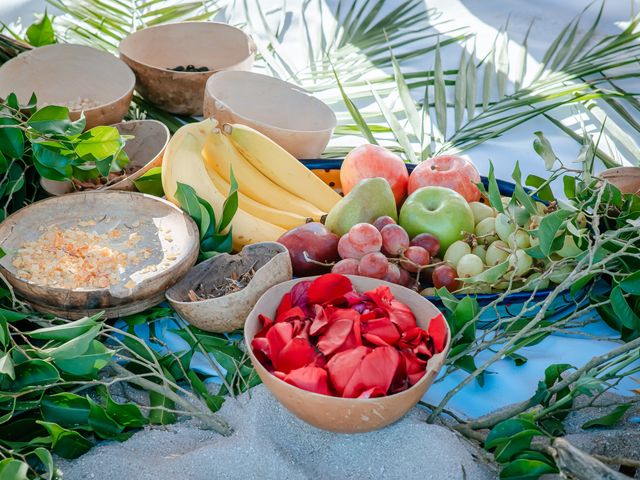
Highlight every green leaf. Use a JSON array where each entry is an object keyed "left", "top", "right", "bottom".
[
  {"left": 0, "top": 151, "right": 8, "bottom": 175},
  {"left": 544, "top": 363, "right": 574, "bottom": 389},
  {"left": 434, "top": 42, "right": 447, "bottom": 139},
  {"left": 511, "top": 162, "right": 537, "bottom": 215},
  {"left": 133, "top": 167, "right": 164, "bottom": 197},
  {"left": 95, "top": 156, "right": 114, "bottom": 178},
  {"left": 620, "top": 271, "right": 640, "bottom": 295},
  {"left": 486, "top": 417, "right": 542, "bottom": 450},
  {"left": 148, "top": 391, "right": 176, "bottom": 425},
  {"left": 463, "top": 260, "right": 509, "bottom": 284},
  {"left": 333, "top": 68, "right": 377, "bottom": 144},
  {"left": 25, "top": 11, "right": 55, "bottom": 47},
  {"left": 175, "top": 182, "right": 202, "bottom": 225},
  {"left": 582, "top": 403, "right": 632, "bottom": 429},
  {"left": 536, "top": 210, "right": 571, "bottom": 256},
  {"left": 75, "top": 126, "right": 124, "bottom": 160},
  {"left": 219, "top": 166, "right": 238, "bottom": 233},
  {"left": 105, "top": 396, "right": 147, "bottom": 429},
  {"left": 0, "top": 309, "right": 27, "bottom": 323},
  {"left": 36, "top": 421, "right": 93, "bottom": 459},
  {"left": 493, "top": 430, "right": 540, "bottom": 463},
  {"left": 41, "top": 324, "right": 102, "bottom": 361},
  {"left": 31, "top": 143, "right": 73, "bottom": 179},
  {"left": 10, "top": 359, "right": 60, "bottom": 391},
  {"left": 0, "top": 117, "right": 24, "bottom": 159},
  {"left": 570, "top": 274, "right": 593, "bottom": 297},
  {"left": 533, "top": 132, "right": 557, "bottom": 170},
  {"left": 54, "top": 340, "right": 113, "bottom": 377},
  {"left": 486, "top": 162, "right": 504, "bottom": 213},
  {"left": 0, "top": 458, "right": 29, "bottom": 480},
  {"left": 201, "top": 232, "right": 233, "bottom": 255},
  {"left": 610, "top": 286, "right": 640, "bottom": 331},
  {"left": 32, "top": 447, "right": 55, "bottom": 480},
  {"left": 525, "top": 175, "right": 554, "bottom": 203},
  {"left": 28, "top": 106, "right": 84, "bottom": 135},
  {"left": 28, "top": 316, "right": 99, "bottom": 340},
  {"left": 390, "top": 52, "right": 422, "bottom": 139},
  {"left": 454, "top": 48, "right": 466, "bottom": 131},
  {"left": 41, "top": 392, "right": 90, "bottom": 427},
  {"left": 500, "top": 458, "right": 557, "bottom": 479},
  {"left": 0, "top": 353, "right": 15, "bottom": 380},
  {"left": 87, "top": 397, "right": 124, "bottom": 439},
  {"left": 508, "top": 353, "right": 528, "bottom": 366}
]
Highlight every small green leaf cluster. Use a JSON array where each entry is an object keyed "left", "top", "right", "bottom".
[{"left": 175, "top": 167, "right": 239, "bottom": 259}]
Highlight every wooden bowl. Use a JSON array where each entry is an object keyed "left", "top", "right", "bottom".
[
  {"left": 203, "top": 71, "right": 336, "bottom": 159},
  {"left": 40, "top": 119, "right": 170, "bottom": 196},
  {"left": 166, "top": 242, "right": 292, "bottom": 333},
  {"left": 0, "top": 44, "right": 135, "bottom": 129},
  {"left": 600, "top": 166, "right": 640, "bottom": 195},
  {"left": 0, "top": 191, "right": 199, "bottom": 319},
  {"left": 244, "top": 275, "right": 450, "bottom": 433},
  {"left": 119, "top": 22, "right": 256, "bottom": 115}
]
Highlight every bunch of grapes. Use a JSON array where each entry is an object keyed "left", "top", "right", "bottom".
[{"left": 331, "top": 217, "right": 440, "bottom": 288}]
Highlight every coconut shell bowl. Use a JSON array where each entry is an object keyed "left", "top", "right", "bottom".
[
  {"left": 203, "top": 70, "right": 337, "bottom": 159},
  {"left": 119, "top": 22, "right": 256, "bottom": 115},
  {"left": 0, "top": 44, "right": 135, "bottom": 129},
  {"left": 40, "top": 119, "right": 170, "bottom": 196},
  {"left": 244, "top": 275, "right": 451, "bottom": 433},
  {"left": 0, "top": 191, "right": 199, "bottom": 319},
  {"left": 166, "top": 242, "right": 292, "bottom": 333}
]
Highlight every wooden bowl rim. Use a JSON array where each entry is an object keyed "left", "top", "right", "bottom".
[
  {"left": 244, "top": 275, "right": 451, "bottom": 404},
  {"left": 118, "top": 21, "right": 256, "bottom": 73}
]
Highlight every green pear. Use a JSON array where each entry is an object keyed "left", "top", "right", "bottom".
[{"left": 324, "top": 178, "right": 397, "bottom": 236}]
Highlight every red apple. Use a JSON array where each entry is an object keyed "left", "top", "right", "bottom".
[
  {"left": 408, "top": 155, "right": 481, "bottom": 202},
  {"left": 340, "top": 144, "right": 409, "bottom": 205}
]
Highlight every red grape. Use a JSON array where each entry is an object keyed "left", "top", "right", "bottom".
[
  {"left": 380, "top": 224, "right": 410, "bottom": 256},
  {"left": 331, "top": 258, "right": 360, "bottom": 275},
  {"left": 400, "top": 246, "right": 430, "bottom": 273},
  {"left": 432, "top": 265, "right": 460, "bottom": 291},
  {"left": 410, "top": 233, "right": 440, "bottom": 257},
  {"left": 337, "top": 234, "right": 360, "bottom": 259},
  {"left": 349, "top": 223, "right": 383, "bottom": 253},
  {"left": 373, "top": 216, "right": 397, "bottom": 231},
  {"left": 383, "top": 263, "right": 402, "bottom": 284},
  {"left": 358, "top": 252, "right": 389, "bottom": 279}
]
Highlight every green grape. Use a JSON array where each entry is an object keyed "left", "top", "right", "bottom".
[
  {"left": 524, "top": 272, "right": 550, "bottom": 291},
  {"left": 485, "top": 240, "right": 510, "bottom": 266},
  {"left": 508, "top": 230, "right": 531, "bottom": 249},
  {"left": 556, "top": 236, "right": 582, "bottom": 258},
  {"left": 469, "top": 202, "right": 496, "bottom": 225},
  {"left": 457, "top": 254, "right": 484, "bottom": 278},
  {"left": 443, "top": 240, "right": 471, "bottom": 267},
  {"left": 495, "top": 213, "right": 516, "bottom": 242},
  {"left": 475, "top": 217, "right": 498, "bottom": 244},
  {"left": 509, "top": 250, "right": 533, "bottom": 277},
  {"left": 472, "top": 244, "right": 487, "bottom": 263}
]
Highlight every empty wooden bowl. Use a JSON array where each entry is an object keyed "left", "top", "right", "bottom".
[
  {"left": 203, "top": 71, "right": 336, "bottom": 158},
  {"left": 601, "top": 166, "right": 640, "bottom": 195},
  {"left": 0, "top": 44, "right": 135, "bottom": 129},
  {"left": 40, "top": 119, "right": 170, "bottom": 196},
  {"left": 166, "top": 242, "right": 292, "bottom": 333},
  {"left": 0, "top": 191, "right": 199, "bottom": 319},
  {"left": 244, "top": 275, "right": 450, "bottom": 433},
  {"left": 119, "top": 22, "right": 256, "bottom": 115}
]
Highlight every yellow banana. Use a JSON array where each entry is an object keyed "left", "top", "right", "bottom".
[
  {"left": 204, "top": 160, "right": 309, "bottom": 230},
  {"left": 202, "top": 131, "right": 325, "bottom": 221},
  {"left": 222, "top": 123, "right": 342, "bottom": 212},
  {"left": 162, "top": 120, "right": 285, "bottom": 250}
]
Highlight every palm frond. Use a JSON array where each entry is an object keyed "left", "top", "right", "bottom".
[{"left": 47, "top": 0, "right": 222, "bottom": 52}]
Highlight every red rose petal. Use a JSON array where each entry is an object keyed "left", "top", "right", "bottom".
[
  {"left": 402, "top": 351, "right": 427, "bottom": 385},
  {"left": 427, "top": 313, "right": 448, "bottom": 353},
  {"left": 398, "top": 326, "right": 428, "bottom": 350},
  {"left": 357, "top": 386, "right": 388, "bottom": 399},
  {"left": 276, "top": 337, "right": 322, "bottom": 374},
  {"left": 307, "top": 274, "right": 353, "bottom": 305},
  {"left": 309, "top": 304, "right": 330, "bottom": 336},
  {"left": 343, "top": 346, "right": 401, "bottom": 398},
  {"left": 362, "top": 316, "right": 401, "bottom": 346},
  {"left": 275, "top": 293, "right": 292, "bottom": 322},
  {"left": 283, "top": 366, "right": 332, "bottom": 395},
  {"left": 254, "top": 314, "right": 275, "bottom": 339},
  {"left": 266, "top": 322, "right": 293, "bottom": 368},
  {"left": 364, "top": 286, "right": 417, "bottom": 332},
  {"left": 326, "top": 346, "right": 370, "bottom": 396},
  {"left": 317, "top": 317, "right": 354, "bottom": 356}
]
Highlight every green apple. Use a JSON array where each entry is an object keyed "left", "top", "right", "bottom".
[{"left": 399, "top": 186, "right": 474, "bottom": 254}]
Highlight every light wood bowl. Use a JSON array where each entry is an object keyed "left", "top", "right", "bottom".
[
  {"left": 0, "top": 44, "right": 135, "bottom": 129},
  {"left": 0, "top": 191, "right": 199, "bottom": 319},
  {"left": 244, "top": 275, "right": 450, "bottom": 433},
  {"left": 40, "top": 119, "right": 170, "bottom": 196},
  {"left": 203, "top": 71, "right": 336, "bottom": 159},
  {"left": 119, "top": 22, "right": 256, "bottom": 115},
  {"left": 166, "top": 242, "right": 292, "bottom": 333},
  {"left": 600, "top": 166, "right": 640, "bottom": 195}
]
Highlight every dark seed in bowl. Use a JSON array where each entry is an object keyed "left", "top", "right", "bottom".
[{"left": 169, "top": 65, "right": 210, "bottom": 72}]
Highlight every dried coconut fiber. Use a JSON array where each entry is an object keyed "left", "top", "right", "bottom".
[{"left": 57, "top": 385, "right": 494, "bottom": 479}]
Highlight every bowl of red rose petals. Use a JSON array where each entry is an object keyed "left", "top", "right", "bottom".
[{"left": 245, "top": 273, "right": 450, "bottom": 433}]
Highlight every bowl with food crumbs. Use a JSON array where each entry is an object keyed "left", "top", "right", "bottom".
[
  {"left": 166, "top": 242, "right": 292, "bottom": 333},
  {"left": 0, "top": 44, "right": 135, "bottom": 129},
  {"left": 119, "top": 22, "right": 255, "bottom": 115},
  {"left": 40, "top": 119, "right": 170, "bottom": 195},
  {"left": 0, "top": 191, "right": 199, "bottom": 319}
]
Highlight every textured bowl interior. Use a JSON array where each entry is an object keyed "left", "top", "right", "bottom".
[
  {"left": 119, "top": 22, "right": 254, "bottom": 72},
  {"left": 0, "top": 44, "right": 134, "bottom": 112},
  {"left": 0, "top": 191, "right": 199, "bottom": 312},
  {"left": 205, "top": 70, "right": 336, "bottom": 133},
  {"left": 244, "top": 275, "right": 450, "bottom": 433}
]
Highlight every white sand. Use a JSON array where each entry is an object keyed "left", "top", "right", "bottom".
[{"left": 58, "top": 385, "right": 495, "bottom": 480}]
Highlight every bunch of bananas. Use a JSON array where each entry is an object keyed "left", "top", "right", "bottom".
[{"left": 162, "top": 119, "right": 341, "bottom": 250}]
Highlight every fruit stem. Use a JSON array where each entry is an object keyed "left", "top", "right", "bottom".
[
  {"left": 302, "top": 251, "right": 336, "bottom": 267},
  {"left": 222, "top": 123, "right": 232, "bottom": 135}
]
